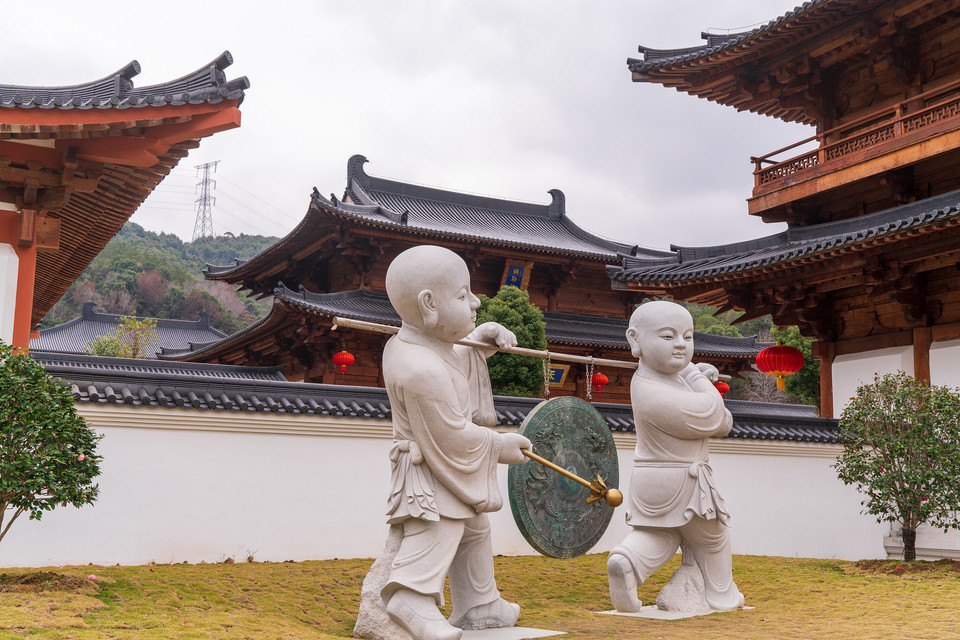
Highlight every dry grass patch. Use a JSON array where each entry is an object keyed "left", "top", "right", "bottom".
[{"left": 0, "top": 555, "right": 956, "bottom": 639}]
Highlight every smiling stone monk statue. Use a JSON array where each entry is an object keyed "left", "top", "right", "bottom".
[{"left": 607, "top": 300, "right": 744, "bottom": 615}]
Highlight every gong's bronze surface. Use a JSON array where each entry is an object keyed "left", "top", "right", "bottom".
[{"left": 508, "top": 396, "right": 620, "bottom": 559}]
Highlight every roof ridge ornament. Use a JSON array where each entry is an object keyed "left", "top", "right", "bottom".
[
  {"left": 347, "top": 154, "right": 370, "bottom": 187},
  {"left": 547, "top": 188, "right": 565, "bottom": 219}
]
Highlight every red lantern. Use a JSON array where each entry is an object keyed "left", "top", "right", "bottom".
[
  {"left": 714, "top": 380, "right": 730, "bottom": 396},
  {"left": 591, "top": 372, "right": 609, "bottom": 395},
  {"left": 755, "top": 344, "right": 804, "bottom": 391},
  {"left": 332, "top": 350, "right": 355, "bottom": 380}
]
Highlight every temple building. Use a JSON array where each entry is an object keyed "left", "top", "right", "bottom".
[
  {"left": 612, "top": 0, "right": 960, "bottom": 417},
  {"left": 166, "top": 155, "right": 768, "bottom": 404},
  {"left": 0, "top": 52, "right": 248, "bottom": 350},
  {"left": 30, "top": 302, "right": 226, "bottom": 357}
]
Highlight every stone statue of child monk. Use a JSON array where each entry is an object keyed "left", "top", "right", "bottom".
[
  {"left": 356, "top": 245, "right": 532, "bottom": 640},
  {"left": 607, "top": 300, "right": 744, "bottom": 613}
]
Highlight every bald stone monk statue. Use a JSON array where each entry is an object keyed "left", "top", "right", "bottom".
[
  {"left": 607, "top": 300, "right": 744, "bottom": 614},
  {"left": 370, "top": 245, "right": 532, "bottom": 640}
]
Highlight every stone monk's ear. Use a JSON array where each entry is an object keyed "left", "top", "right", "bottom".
[
  {"left": 626, "top": 326, "right": 641, "bottom": 359},
  {"left": 417, "top": 289, "right": 439, "bottom": 329}
]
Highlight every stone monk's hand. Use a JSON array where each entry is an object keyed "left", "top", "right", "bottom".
[
  {"left": 471, "top": 322, "right": 518, "bottom": 349},
  {"left": 497, "top": 433, "right": 531, "bottom": 464}
]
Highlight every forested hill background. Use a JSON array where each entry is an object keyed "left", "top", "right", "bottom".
[{"left": 40, "top": 222, "right": 278, "bottom": 335}]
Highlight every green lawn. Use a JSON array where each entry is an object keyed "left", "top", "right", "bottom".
[{"left": 0, "top": 554, "right": 957, "bottom": 639}]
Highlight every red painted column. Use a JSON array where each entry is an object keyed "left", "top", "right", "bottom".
[{"left": 0, "top": 211, "right": 37, "bottom": 350}]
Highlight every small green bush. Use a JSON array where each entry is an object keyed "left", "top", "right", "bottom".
[{"left": 476, "top": 286, "right": 547, "bottom": 397}]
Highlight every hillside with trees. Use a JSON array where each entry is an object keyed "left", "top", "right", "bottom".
[{"left": 40, "top": 223, "right": 277, "bottom": 335}]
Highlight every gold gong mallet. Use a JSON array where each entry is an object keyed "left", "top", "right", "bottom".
[{"left": 521, "top": 449, "right": 623, "bottom": 508}]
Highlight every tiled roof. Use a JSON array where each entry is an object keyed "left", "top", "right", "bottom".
[
  {"left": 162, "top": 284, "right": 762, "bottom": 360},
  {"left": 623, "top": 0, "right": 904, "bottom": 125},
  {"left": 627, "top": 2, "right": 822, "bottom": 73},
  {"left": 328, "top": 155, "right": 652, "bottom": 260},
  {"left": 610, "top": 188, "right": 960, "bottom": 286},
  {"left": 37, "top": 352, "right": 837, "bottom": 442},
  {"left": 4, "top": 53, "right": 248, "bottom": 326},
  {"left": 31, "top": 303, "right": 227, "bottom": 357},
  {"left": 541, "top": 310, "right": 769, "bottom": 356},
  {"left": 0, "top": 51, "right": 247, "bottom": 110},
  {"left": 204, "top": 155, "right": 666, "bottom": 283}
]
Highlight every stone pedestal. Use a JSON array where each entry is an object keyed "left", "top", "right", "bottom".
[{"left": 354, "top": 525, "right": 411, "bottom": 640}]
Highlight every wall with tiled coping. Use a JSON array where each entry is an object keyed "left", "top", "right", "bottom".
[{"left": 0, "top": 404, "right": 888, "bottom": 567}]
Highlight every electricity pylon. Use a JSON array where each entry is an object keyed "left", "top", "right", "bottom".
[{"left": 192, "top": 160, "right": 220, "bottom": 241}]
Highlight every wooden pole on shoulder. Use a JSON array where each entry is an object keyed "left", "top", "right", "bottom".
[{"left": 331, "top": 316, "right": 731, "bottom": 381}]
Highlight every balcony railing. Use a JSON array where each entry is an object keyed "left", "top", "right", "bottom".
[{"left": 752, "top": 78, "right": 960, "bottom": 188}]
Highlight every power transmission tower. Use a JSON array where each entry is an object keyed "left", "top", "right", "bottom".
[{"left": 192, "top": 160, "right": 220, "bottom": 241}]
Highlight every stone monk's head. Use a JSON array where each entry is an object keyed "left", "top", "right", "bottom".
[
  {"left": 386, "top": 245, "right": 481, "bottom": 343},
  {"left": 626, "top": 300, "right": 695, "bottom": 378}
]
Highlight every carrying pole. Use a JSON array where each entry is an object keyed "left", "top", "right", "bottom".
[{"left": 331, "top": 316, "right": 731, "bottom": 380}]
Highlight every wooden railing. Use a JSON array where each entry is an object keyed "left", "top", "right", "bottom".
[{"left": 752, "top": 78, "right": 960, "bottom": 187}]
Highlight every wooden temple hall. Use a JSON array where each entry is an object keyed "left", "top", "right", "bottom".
[
  {"left": 612, "top": 0, "right": 960, "bottom": 416},
  {"left": 163, "top": 154, "right": 769, "bottom": 405},
  {"left": 0, "top": 52, "right": 247, "bottom": 351}
]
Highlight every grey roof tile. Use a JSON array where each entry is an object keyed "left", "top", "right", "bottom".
[
  {"left": 0, "top": 51, "right": 248, "bottom": 110},
  {"left": 31, "top": 303, "right": 227, "bottom": 357},
  {"left": 627, "top": 1, "right": 822, "bottom": 73},
  {"left": 610, "top": 188, "right": 960, "bottom": 284},
  {"left": 313, "top": 155, "right": 664, "bottom": 260},
  {"left": 37, "top": 352, "right": 836, "bottom": 442}
]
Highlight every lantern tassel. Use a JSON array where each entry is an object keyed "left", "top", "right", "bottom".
[{"left": 776, "top": 375, "right": 785, "bottom": 390}]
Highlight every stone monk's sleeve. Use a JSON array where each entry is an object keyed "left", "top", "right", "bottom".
[
  {"left": 395, "top": 364, "right": 502, "bottom": 514},
  {"left": 637, "top": 376, "right": 732, "bottom": 440},
  {"left": 457, "top": 343, "right": 497, "bottom": 428}
]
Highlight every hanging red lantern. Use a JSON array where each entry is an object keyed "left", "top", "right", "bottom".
[
  {"left": 332, "top": 350, "right": 355, "bottom": 380},
  {"left": 714, "top": 380, "right": 730, "bottom": 396},
  {"left": 755, "top": 344, "right": 804, "bottom": 391},
  {"left": 591, "top": 372, "right": 609, "bottom": 395}
]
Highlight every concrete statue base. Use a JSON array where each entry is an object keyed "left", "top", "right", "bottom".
[{"left": 598, "top": 605, "right": 753, "bottom": 621}]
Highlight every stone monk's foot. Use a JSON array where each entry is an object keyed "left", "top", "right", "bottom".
[
  {"left": 608, "top": 554, "right": 642, "bottom": 612},
  {"left": 385, "top": 589, "right": 462, "bottom": 640},
  {"left": 706, "top": 587, "right": 746, "bottom": 612},
  {"left": 450, "top": 597, "right": 520, "bottom": 630}
]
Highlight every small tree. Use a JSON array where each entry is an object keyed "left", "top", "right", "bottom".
[
  {"left": 85, "top": 316, "right": 158, "bottom": 359},
  {"left": 85, "top": 333, "right": 128, "bottom": 358},
  {"left": 0, "top": 341, "right": 102, "bottom": 543},
  {"left": 833, "top": 371, "right": 960, "bottom": 561},
  {"left": 475, "top": 286, "right": 547, "bottom": 397}
]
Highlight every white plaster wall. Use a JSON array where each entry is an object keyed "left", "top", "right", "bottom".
[
  {"left": 833, "top": 346, "right": 913, "bottom": 414},
  {"left": 0, "top": 243, "right": 17, "bottom": 345},
  {"left": 930, "top": 339, "right": 960, "bottom": 389},
  {"left": 708, "top": 444, "right": 888, "bottom": 560},
  {"left": 0, "top": 405, "right": 889, "bottom": 567}
]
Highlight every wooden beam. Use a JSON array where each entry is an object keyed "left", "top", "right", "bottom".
[
  {"left": 17, "top": 208, "right": 37, "bottom": 247},
  {"left": 36, "top": 216, "right": 60, "bottom": 252},
  {"left": 913, "top": 326, "right": 932, "bottom": 384},
  {"left": 835, "top": 330, "right": 913, "bottom": 356},
  {"left": 817, "top": 340, "right": 836, "bottom": 419}
]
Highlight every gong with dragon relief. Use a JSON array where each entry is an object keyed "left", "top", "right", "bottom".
[{"left": 507, "top": 396, "right": 620, "bottom": 559}]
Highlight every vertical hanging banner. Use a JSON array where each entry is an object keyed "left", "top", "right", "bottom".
[{"left": 501, "top": 260, "right": 534, "bottom": 290}]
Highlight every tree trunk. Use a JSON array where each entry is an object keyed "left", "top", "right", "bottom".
[{"left": 902, "top": 527, "right": 917, "bottom": 562}]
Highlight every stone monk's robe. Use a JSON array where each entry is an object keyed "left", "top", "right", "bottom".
[{"left": 380, "top": 332, "right": 505, "bottom": 624}]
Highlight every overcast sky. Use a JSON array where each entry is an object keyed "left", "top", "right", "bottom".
[{"left": 6, "top": 1, "right": 811, "bottom": 252}]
